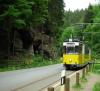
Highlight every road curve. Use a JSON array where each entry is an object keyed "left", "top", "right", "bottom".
[{"left": 0, "top": 64, "right": 73, "bottom": 91}]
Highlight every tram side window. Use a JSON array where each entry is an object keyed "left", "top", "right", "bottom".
[
  {"left": 75, "top": 46, "right": 79, "bottom": 53},
  {"left": 63, "top": 46, "right": 66, "bottom": 54}
]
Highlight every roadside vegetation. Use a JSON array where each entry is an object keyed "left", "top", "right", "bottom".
[
  {"left": 94, "top": 64, "right": 100, "bottom": 74},
  {"left": 0, "top": 54, "right": 61, "bottom": 72},
  {"left": 93, "top": 82, "right": 100, "bottom": 91},
  {"left": 92, "top": 59, "right": 100, "bottom": 91},
  {"left": 92, "top": 59, "right": 100, "bottom": 74}
]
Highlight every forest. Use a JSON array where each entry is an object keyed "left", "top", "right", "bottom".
[{"left": 0, "top": 0, "right": 100, "bottom": 70}]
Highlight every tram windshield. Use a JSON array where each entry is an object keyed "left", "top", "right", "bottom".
[{"left": 66, "top": 46, "right": 79, "bottom": 54}]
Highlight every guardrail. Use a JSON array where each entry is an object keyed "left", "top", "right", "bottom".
[{"left": 47, "top": 64, "right": 92, "bottom": 91}]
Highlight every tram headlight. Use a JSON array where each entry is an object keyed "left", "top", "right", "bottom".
[{"left": 69, "top": 59, "right": 72, "bottom": 62}]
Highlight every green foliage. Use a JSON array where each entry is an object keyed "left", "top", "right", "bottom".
[
  {"left": 15, "top": 20, "right": 26, "bottom": 29},
  {"left": 0, "top": 0, "right": 64, "bottom": 39},
  {"left": 0, "top": 54, "right": 61, "bottom": 72},
  {"left": 45, "top": 0, "right": 64, "bottom": 37},
  {"left": 58, "top": 9, "right": 86, "bottom": 56},
  {"left": 64, "top": 9, "right": 86, "bottom": 27},
  {"left": 32, "top": 0, "right": 48, "bottom": 27},
  {"left": 60, "top": 27, "right": 74, "bottom": 42},
  {"left": 92, "top": 4, "right": 100, "bottom": 23},
  {"left": 93, "top": 82, "right": 100, "bottom": 91},
  {"left": 83, "top": 4, "right": 100, "bottom": 58},
  {"left": 0, "top": 0, "right": 64, "bottom": 68},
  {"left": 84, "top": 4, "right": 94, "bottom": 23},
  {"left": 0, "top": 0, "right": 48, "bottom": 30},
  {"left": 80, "top": 76, "right": 88, "bottom": 83},
  {"left": 61, "top": 9, "right": 86, "bottom": 43},
  {"left": 93, "top": 59, "right": 100, "bottom": 74},
  {"left": 0, "top": 0, "right": 32, "bottom": 30},
  {"left": 73, "top": 83, "right": 82, "bottom": 90}
]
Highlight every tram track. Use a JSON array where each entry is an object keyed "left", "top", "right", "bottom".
[
  {"left": 0, "top": 64, "right": 75, "bottom": 91},
  {"left": 39, "top": 71, "right": 74, "bottom": 91},
  {"left": 12, "top": 71, "right": 61, "bottom": 91},
  {"left": 13, "top": 70, "right": 74, "bottom": 91}
]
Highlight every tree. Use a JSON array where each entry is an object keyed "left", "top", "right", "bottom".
[
  {"left": 0, "top": 0, "right": 48, "bottom": 57},
  {"left": 84, "top": 4, "right": 94, "bottom": 23},
  {"left": 45, "top": 0, "right": 64, "bottom": 37},
  {"left": 63, "top": 9, "right": 86, "bottom": 27},
  {"left": 83, "top": 4, "right": 100, "bottom": 58}
]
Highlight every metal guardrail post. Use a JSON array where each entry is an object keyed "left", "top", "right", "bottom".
[
  {"left": 66, "top": 78, "right": 70, "bottom": 91},
  {"left": 76, "top": 72, "right": 80, "bottom": 85},
  {"left": 48, "top": 87, "right": 54, "bottom": 91}
]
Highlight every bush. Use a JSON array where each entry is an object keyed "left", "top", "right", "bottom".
[
  {"left": 0, "top": 54, "right": 61, "bottom": 72},
  {"left": 93, "top": 59, "right": 100, "bottom": 74},
  {"left": 93, "top": 82, "right": 100, "bottom": 91}
]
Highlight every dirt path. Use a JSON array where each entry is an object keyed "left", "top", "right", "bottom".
[
  {"left": 81, "top": 73, "right": 100, "bottom": 91},
  {"left": 72, "top": 73, "right": 100, "bottom": 91}
]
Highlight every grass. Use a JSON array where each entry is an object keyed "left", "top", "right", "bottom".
[
  {"left": 73, "top": 83, "right": 83, "bottom": 90},
  {"left": 80, "top": 76, "right": 88, "bottom": 83},
  {"left": 93, "top": 82, "right": 100, "bottom": 91},
  {"left": 31, "top": 55, "right": 61, "bottom": 67},
  {"left": 0, "top": 54, "right": 62, "bottom": 72},
  {"left": 92, "top": 60, "right": 100, "bottom": 91}
]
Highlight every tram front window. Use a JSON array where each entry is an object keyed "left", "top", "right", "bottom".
[
  {"left": 67, "top": 47, "right": 75, "bottom": 54},
  {"left": 67, "top": 46, "right": 79, "bottom": 54}
]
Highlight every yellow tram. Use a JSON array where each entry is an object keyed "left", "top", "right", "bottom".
[{"left": 63, "top": 38, "right": 91, "bottom": 69}]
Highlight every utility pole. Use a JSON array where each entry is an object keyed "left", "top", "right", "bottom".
[{"left": 79, "top": 24, "right": 85, "bottom": 62}]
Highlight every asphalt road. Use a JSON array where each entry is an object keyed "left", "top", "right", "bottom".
[{"left": 0, "top": 64, "right": 73, "bottom": 91}]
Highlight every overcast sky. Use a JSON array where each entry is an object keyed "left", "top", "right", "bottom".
[{"left": 64, "top": 0, "right": 99, "bottom": 11}]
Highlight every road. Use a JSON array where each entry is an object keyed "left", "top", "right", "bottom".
[{"left": 0, "top": 64, "right": 73, "bottom": 91}]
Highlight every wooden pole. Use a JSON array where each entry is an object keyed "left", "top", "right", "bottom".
[
  {"left": 86, "top": 65, "right": 88, "bottom": 74},
  {"left": 88, "top": 65, "right": 89, "bottom": 72},
  {"left": 89, "top": 63, "right": 92, "bottom": 71},
  {"left": 66, "top": 78, "right": 70, "bottom": 91},
  {"left": 48, "top": 87, "right": 54, "bottom": 91},
  {"left": 82, "top": 68, "right": 85, "bottom": 78},
  {"left": 76, "top": 72, "right": 80, "bottom": 85}
]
